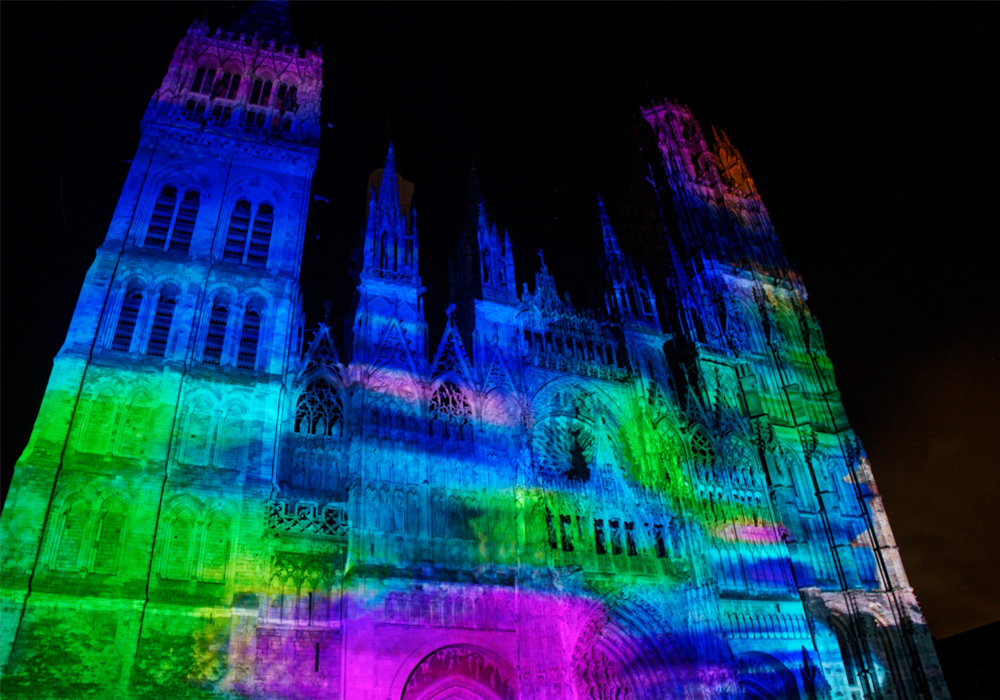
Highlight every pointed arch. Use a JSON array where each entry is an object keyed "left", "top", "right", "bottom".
[
  {"left": 92, "top": 497, "right": 129, "bottom": 575},
  {"left": 82, "top": 387, "right": 119, "bottom": 454},
  {"left": 146, "top": 283, "right": 179, "bottom": 357},
  {"left": 119, "top": 390, "right": 153, "bottom": 458},
  {"left": 182, "top": 398, "right": 214, "bottom": 465},
  {"left": 294, "top": 378, "right": 344, "bottom": 438},
  {"left": 52, "top": 493, "right": 94, "bottom": 571},
  {"left": 216, "top": 403, "right": 248, "bottom": 468},
  {"left": 163, "top": 504, "right": 199, "bottom": 581},
  {"left": 399, "top": 645, "right": 516, "bottom": 700},
  {"left": 111, "top": 281, "right": 144, "bottom": 353},
  {"left": 200, "top": 508, "right": 231, "bottom": 583},
  {"left": 429, "top": 378, "right": 472, "bottom": 442}
]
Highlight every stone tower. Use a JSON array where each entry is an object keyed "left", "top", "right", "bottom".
[
  {"left": 0, "top": 2, "right": 323, "bottom": 696},
  {"left": 1, "top": 4, "right": 948, "bottom": 700}
]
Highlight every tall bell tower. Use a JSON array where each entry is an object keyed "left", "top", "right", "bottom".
[{"left": 0, "top": 2, "right": 323, "bottom": 695}]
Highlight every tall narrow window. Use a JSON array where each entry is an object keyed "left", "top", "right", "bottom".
[
  {"left": 249, "top": 78, "right": 273, "bottom": 106},
  {"left": 146, "top": 292, "right": 177, "bottom": 357},
  {"left": 654, "top": 523, "right": 667, "bottom": 558},
  {"left": 247, "top": 204, "right": 273, "bottom": 267},
  {"left": 145, "top": 187, "right": 177, "bottom": 249},
  {"left": 203, "top": 303, "right": 228, "bottom": 364},
  {"left": 93, "top": 503, "right": 127, "bottom": 575},
  {"left": 237, "top": 309, "right": 261, "bottom": 369},
  {"left": 560, "top": 515, "right": 574, "bottom": 552},
  {"left": 213, "top": 72, "right": 240, "bottom": 100},
  {"left": 83, "top": 390, "right": 117, "bottom": 454},
  {"left": 191, "top": 67, "right": 216, "bottom": 95},
  {"left": 164, "top": 511, "right": 196, "bottom": 580},
  {"left": 275, "top": 84, "right": 297, "bottom": 114},
  {"left": 54, "top": 499, "right": 91, "bottom": 571},
  {"left": 201, "top": 516, "right": 230, "bottom": 583},
  {"left": 610, "top": 519, "right": 623, "bottom": 555},
  {"left": 594, "top": 519, "right": 607, "bottom": 555},
  {"left": 111, "top": 289, "right": 143, "bottom": 352},
  {"left": 167, "top": 191, "right": 198, "bottom": 253},
  {"left": 223, "top": 200, "right": 251, "bottom": 262},
  {"left": 625, "top": 521, "right": 638, "bottom": 556}
]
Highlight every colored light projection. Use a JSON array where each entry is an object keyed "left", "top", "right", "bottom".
[
  {"left": 0, "top": 10, "right": 944, "bottom": 696},
  {"left": 2, "top": 306, "right": 896, "bottom": 700}
]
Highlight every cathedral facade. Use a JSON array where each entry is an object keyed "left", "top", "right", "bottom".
[{"left": 0, "top": 4, "right": 948, "bottom": 700}]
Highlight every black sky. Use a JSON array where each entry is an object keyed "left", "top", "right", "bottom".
[{"left": 1, "top": 2, "right": 997, "bottom": 640}]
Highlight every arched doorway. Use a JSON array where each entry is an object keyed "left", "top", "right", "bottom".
[
  {"left": 737, "top": 653, "right": 800, "bottom": 700},
  {"left": 402, "top": 646, "right": 515, "bottom": 700}
]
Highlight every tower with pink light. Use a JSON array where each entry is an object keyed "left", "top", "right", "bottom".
[{"left": 0, "top": 3, "right": 948, "bottom": 699}]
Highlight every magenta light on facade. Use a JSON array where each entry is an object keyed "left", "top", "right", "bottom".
[{"left": 0, "top": 3, "right": 949, "bottom": 699}]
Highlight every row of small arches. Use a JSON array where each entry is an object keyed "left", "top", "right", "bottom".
[{"left": 107, "top": 276, "right": 267, "bottom": 369}]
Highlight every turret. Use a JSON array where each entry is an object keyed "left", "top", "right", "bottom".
[
  {"left": 351, "top": 145, "right": 426, "bottom": 369},
  {"left": 599, "top": 196, "right": 659, "bottom": 330}
]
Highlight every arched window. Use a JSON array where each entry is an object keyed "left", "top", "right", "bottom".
[
  {"left": 164, "top": 510, "right": 196, "bottom": 580},
  {"left": 144, "top": 187, "right": 176, "bottom": 249},
  {"left": 217, "top": 406, "right": 247, "bottom": 468},
  {"left": 54, "top": 498, "right": 91, "bottom": 571},
  {"left": 223, "top": 200, "right": 252, "bottom": 262},
  {"left": 211, "top": 71, "right": 240, "bottom": 100},
  {"left": 203, "top": 301, "right": 229, "bottom": 364},
  {"left": 249, "top": 78, "right": 273, "bottom": 106},
  {"left": 295, "top": 380, "right": 344, "bottom": 437},
  {"left": 183, "top": 400, "right": 213, "bottom": 465},
  {"left": 146, "top": 287, "right": 177, "bottom": 357},
  {"left": 111, "top": 286, "right": 143, "bottom": 352},
  {"left": 201, "top": 514, "right": 230, "bottom": 583},
  {"left": 82, "top": 389, "right": 118, "bottom": 454},
  {"left": 93, "top": 501, "right": 127, "bottom": 575},
  {"left": 275, "top": 83, "right": 297, "bottom": 114},
  {"left": 167, "top": 191, "right": 199, "bottom": 253},
  {"left": 237, "top": 308, "right": 262, "bottom": 370},
  {"left": 191, "top": 67, "right": 216, "bottom": 95},
  {"left": 247, "top": 204, "right": 273, "bottom": 267},
  {"left": 119, "top": 392, "right": 151, "bottom": 458}
]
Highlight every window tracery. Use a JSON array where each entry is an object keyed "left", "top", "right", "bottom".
[
  {"left": 429, "top": 381, "right": 472, "bottom": 441},
  {"left": 294, "top": 380, "right": 344, "bottom": 438}
]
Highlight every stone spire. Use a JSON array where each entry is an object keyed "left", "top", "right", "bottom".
[{"left": 362, "top": 143, "right": 419, "bottom": 283}]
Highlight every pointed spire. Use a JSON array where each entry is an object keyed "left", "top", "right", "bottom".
[
  {"left": 361, "top": 143, "right": 418, "bottom": 282},
  {"left": 377, "top": 142, "right": 399, "bottom": 213},
  {"left": 598, "top": 194, "right": 626, "bottom": 267}
]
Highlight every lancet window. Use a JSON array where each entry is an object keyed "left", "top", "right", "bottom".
[
  {"left": 202, "top": 301, "right": 229, "bottom": 364},
  {"left": 223, "top": 200, "right": 273, "bottom": 266},
  {"left": 223, "top": 200, "right": 252, "bottom": 262},
  {"left": 145, "top": 289, "right": 177, "bottom": 357},
  {"left": 111, "top": 286, "right": 143, "bottom": 352},
  {"left": 144, "top": 187, "right": 199, "bottom": 253},
  {"left": 294, "top": 380, "right": 344, "bottom": 438},
  {"left": 93, "top": 501, "right": 127, "bottom": 575},
  {"left": 236, "top": 308, "right": 262, "bottom": 370}
]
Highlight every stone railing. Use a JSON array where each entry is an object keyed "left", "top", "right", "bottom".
[{"left": 265, "top": 499, "right": 348, "bottom": 538}]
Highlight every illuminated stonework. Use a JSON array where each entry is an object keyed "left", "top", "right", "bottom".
[{"left": 0, "top": 3, "right": 948, "bottom": 700}]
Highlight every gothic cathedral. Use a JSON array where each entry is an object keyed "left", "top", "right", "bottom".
[{"left": 0, "top": 4, "right": 948, "bottom": 700}]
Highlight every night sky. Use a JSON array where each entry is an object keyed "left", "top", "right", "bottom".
[{"left": 2, "top": 2, "right": 997, "bottom": 640}]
